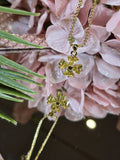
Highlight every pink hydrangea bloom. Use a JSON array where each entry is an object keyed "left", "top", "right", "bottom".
[{"left": 1, "top": 0, "right": 120, "bottom": 122}]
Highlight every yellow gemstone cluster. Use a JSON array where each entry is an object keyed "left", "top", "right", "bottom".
[
  {"left": 47, "top": 91, "right": 69, "bottom": 116},
  {"left": 59, "top": 55, "right": 82, "bottom": 77}
]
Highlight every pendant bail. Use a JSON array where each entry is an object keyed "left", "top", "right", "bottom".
[{"left": 71, "top": 44, "right": 78, "bottom": 57}]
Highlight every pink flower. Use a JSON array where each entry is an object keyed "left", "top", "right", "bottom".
[
  {"left": 46, "top": 17, "right": 84, "bottom": 54},
  {"left": 1, "top": 0, "right": 120, "bottom": 122}
]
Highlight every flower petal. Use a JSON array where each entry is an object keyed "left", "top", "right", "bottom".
[
  {"left": 68, "top": 73, "right": 92, "bottom": 89},
  {"left": 93, "top": 66, "right": 118, "bottom": 90},
  {"left": 100, "top": 43, "right": 120, "bottom": 67},
  {"left": 94, "top": 87, "right": 120, "bottom": 108},
  {"left": 85, "top": 87, "right": 109, "bottom": 106},
  {"left": 101, "top": 0, "right": 120, "bottom": 5},
  {"left": 92, "top": 4, "right": 114, "bottom": 26},
  {"left": 84, "top": 97, "right": 107, "bottom": 118},
  {"left": 106, "top": 10, "right": 120, "bottom": 32},
  {"left": 91, "top": 25, "right": 110, "bottom": 42},
  {"left": 96, "top": 58, "right": 120, "bottom": 79},
  {"left": 46, "top": 25, "right": 70, "bottom": 53},
  {"left": 77, "top": 33, "right": 100, "bottom": 54},
  {"left": 46, "top": 62, "right": 67, "bottom": 84}
]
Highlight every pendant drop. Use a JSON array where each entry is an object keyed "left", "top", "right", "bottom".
[{"left": 59, "top": 44, "right": 82, "bottom": 77}]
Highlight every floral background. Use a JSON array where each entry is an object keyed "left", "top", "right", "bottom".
[
  {"left": 1, "top": 0, "right": 120, "bottom": 122},
  {"left": 0, "top": 0, "right": 120, "bottom": 159}
]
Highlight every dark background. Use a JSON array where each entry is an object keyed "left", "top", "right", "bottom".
[
  {"left": 0, "top": 99, "right": 120, "bottom": 160},
  {"left": 0, "top": 0, "right": 120, "bottom": 160}
]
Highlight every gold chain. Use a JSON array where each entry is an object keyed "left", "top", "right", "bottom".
[
  {"left": 24, "top": 2, "right": 97, "bottom": 159},
  {"left": 59, "top": 0, "right": 97, "bottom": 77},
  {"left": 68, "top": 0, "right": 97, "bottom": 48}
]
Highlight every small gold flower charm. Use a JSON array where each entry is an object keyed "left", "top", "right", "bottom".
[
  {"left": 59, "top": 55, "right": 82, "bottom": 77},
  {"left": 47, "top": 91, "right": 69, "bottom": 116}
]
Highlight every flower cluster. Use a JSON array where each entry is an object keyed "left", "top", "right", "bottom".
[{"left": 3, "top": 0, "right": 120, "bottom": 121}]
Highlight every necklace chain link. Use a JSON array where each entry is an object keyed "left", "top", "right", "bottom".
[{"left": 68, "top": 0, "right": 97, "bottom": 50}]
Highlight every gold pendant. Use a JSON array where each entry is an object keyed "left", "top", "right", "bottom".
[
  {"left": 59, "top": 44, "right": 82, "bottom": 77},
  {"left": 25, "top": 90, "right": 69, "bottom": 160},
  {"left": 47, "top": 90, "right": 69, "bottom": 116}
]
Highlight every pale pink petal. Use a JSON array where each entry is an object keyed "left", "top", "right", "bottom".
[
  {"left": 65, "top": 0, "right": 86, "bottom": 17},
  {"left": 85, "top": 87, "right": 109, "bottom": 106},
  {"left": 96, "top": 58, "right": 120, "bottom": 79},
  {"left": 36, "top": 11, "right": 48, "bottom": 35},
  {"left": 65, "top": 84, "right": 85, "bottom": 121},
  {"left": 93, "top": 66, "right": 118, "bottom": 90},
  {"left": 91, "top": 25, "right": 110, "bottom": 42},
  {"left": 8, "top": 0, "right": 21, "bottom": 8},
  {"left": 106, "top": 11, "right": 120, "bottom": 32},
  {"left": 68, "top": 89, "right": 84, "bottom": 113},
  {"left": 65, "top": 107, "right": 84, "bottom": 121},
  {"left": 50, "top": 16, "right": 84, "bottom": 38},
  {"left": 55, "top": 0, "right": 68, "bottom": 17},
  {"left": 105, "top": 88, "right": 119, "bottom": 98},
  {"left": 41, "top": 0, "right": 55, "bottom": 13},
  {"left": 38, "top": 54, "right": 66, "bottom": 62},
  {"left": 92, "top": 5, "right": 114, "bottom": 26},
  {"left": 46, "top": 25, "right": 70, "bottom": 53},
  {"left": 106, "top": 105, "right": 120, "bottom": 115},
  {"left": 78, "top": 0, "right": 92, "bottom": 26},
  {"left": 113, "top": 22, "right": 120, "bottom": 39},
  {"left": 77, "top": 33, "right": 100, "bottom": 54},
  {"left": 46, "top": 18, "right": 84, "bottom": 54},
  {"left": 60, "top": 18, "right": 84, "bottom": 40},
  {"left": 84, "top": 97, "right": 107, "bottom": 118},
  {"left": 68, "top": 73, "right": 92, "bottom": 89},
  {"left": 77, "top": 53, "right": 94, "bottom": 77},
  {"left": 50, "top": 13, "right": 61, "bottom": 25},
  {"left": 46, "top": 62, "right": 67, "bottom": 83},
  {"left": 101, "top": 0, "right": 120, "bottom": 5},
  {"left": 100, "top": 43, "right": 120, "bottom": 67},
  {"left": 105, "top": 39, "right": 120, "bottom": 49},
  {"left": 94, "top": 87, "right": 120, "bottom": 108},
  {"left": 45, "top": 64, "right": 64, "bottom": 96},
  {"left": 28, "top": 8, "right": 35, "bottom": 29}
]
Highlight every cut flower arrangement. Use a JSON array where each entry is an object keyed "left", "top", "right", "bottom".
[{"left": 0, "top": 0, "right": 120, "bottom": 159}]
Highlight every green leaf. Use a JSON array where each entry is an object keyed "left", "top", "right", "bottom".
[
  {"left": 0, "top": 69, "right": 43, "bottom": 87},
  {"left": 0, "top": 72, "right": 37, "bottom": 93},
  {"left": 0, "top": 68, "right": 33, "bottom": 80},
  {"left": 0, "top": 110, "right": 17, "bottom": 125},
  {"left": 0, "top": 92, "right": 23, "bottom": 102},
  {"left": 0, "top": 85, "right": 34, "bottom": 100},
  {"left": 0, "top": 5, "right": 40, "bottom": 16},
  {"left": 0, "top": 55, "right": 46, "bottom": 79},
  {"left": 0, "top": 30, "right": 44, "bottom": 49}
]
